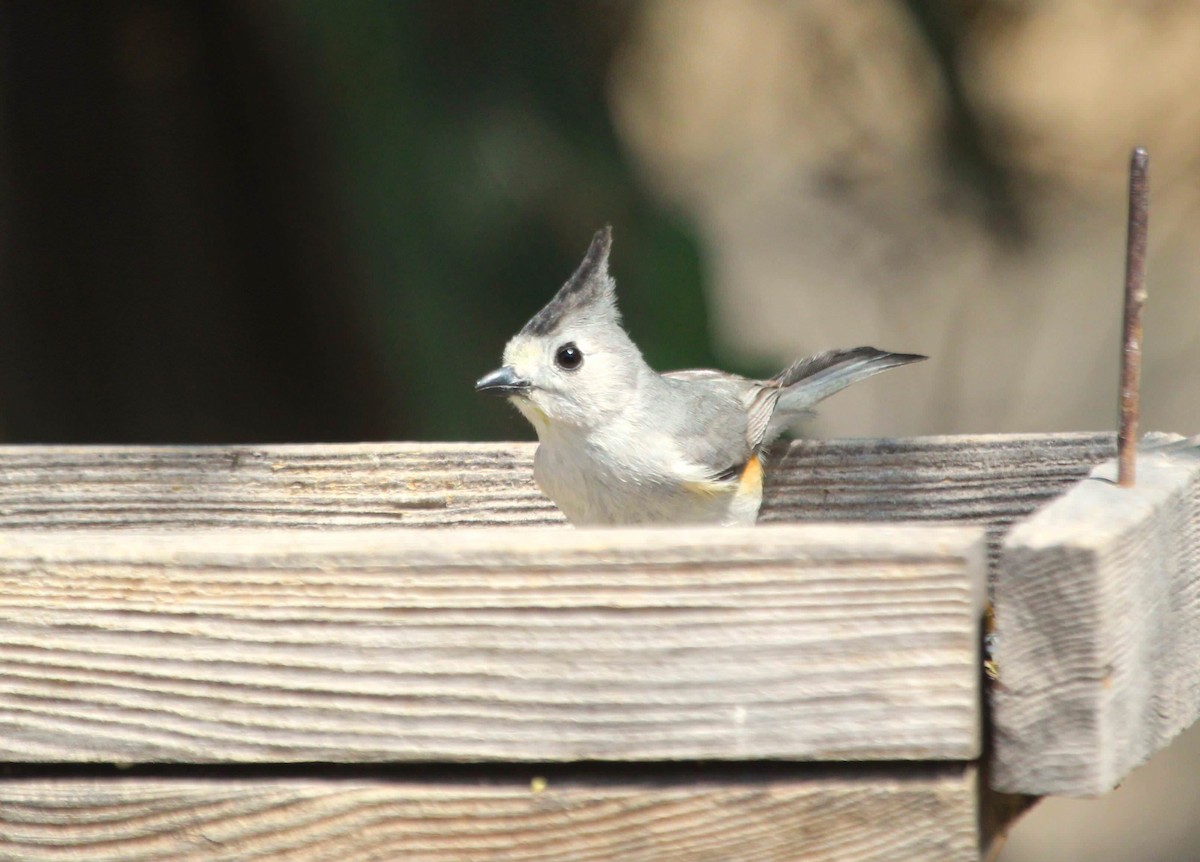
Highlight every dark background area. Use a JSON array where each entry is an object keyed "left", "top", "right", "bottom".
[{"left": 0, "top": 1, "right": 712, "bottom": 443}]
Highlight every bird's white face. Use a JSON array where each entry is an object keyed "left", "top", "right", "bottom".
[
  {"left": 498, "top": 319, "right": 641, "bottom": 435},
  {"left": 475, "top": 226, "right": 648, "bottom": 439}
]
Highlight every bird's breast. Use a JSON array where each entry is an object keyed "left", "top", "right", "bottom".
[{"left": 532, "top": 433, "right": 759, "bottom": 527}]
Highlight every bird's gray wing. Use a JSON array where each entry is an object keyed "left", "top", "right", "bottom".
[
  {"left": 659, "top": 371, "right": 760, "bottom": 483},
  {"left": 659, "top": 350, "right": 924, "bottom": 475},
  {"left": 664, "top": 368, "right": 783, "bottom": 459}
]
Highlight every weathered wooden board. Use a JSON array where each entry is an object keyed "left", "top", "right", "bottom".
[
  {"left": 0, "top": 767, "right": 980, "bottom": 862},
  {"left": 764, "top": 433, "right": 1114, "bottom": 573},
  {"left": 993, "top": 436, "right": 1200, "bottom": 796},
  {"left": 0, "top": 442, "right": 556, "bottom": 529},
  {"left": 0, "top": 435, "right": 1114, "bottom": 565},
  {"left": 0, "top": 525, "right": 984, "bottom": 764}
]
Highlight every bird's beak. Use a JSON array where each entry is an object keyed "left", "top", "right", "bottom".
[{"left": 475, "top": 366, "right": 532, "bottom": 396}]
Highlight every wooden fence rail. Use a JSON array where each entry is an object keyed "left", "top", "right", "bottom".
[
  {"left": 0, "top": 525, "right": 983, "bottom": 764},
  {"left": 1, "top": 431, "right": 1194, "bottom": 861},
  {"left": 994, "top": 435, "right": 1200, "bottom": 795}
]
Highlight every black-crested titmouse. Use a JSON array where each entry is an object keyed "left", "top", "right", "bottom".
[{"left": 476, "top": 227, "right": 925, "bottom": 526}]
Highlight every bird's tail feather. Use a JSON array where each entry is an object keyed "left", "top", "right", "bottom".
[{"left": 769, "top": 346, "right": 925, "bottom": 428}]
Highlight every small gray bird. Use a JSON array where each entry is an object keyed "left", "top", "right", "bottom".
[{"left": 476, "top": 227, "right": 925, "bottom": 526}]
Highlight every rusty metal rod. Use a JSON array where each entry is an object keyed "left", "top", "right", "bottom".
[{"left": 1118, "top": 147, "right": 1149, "bottom": 487}]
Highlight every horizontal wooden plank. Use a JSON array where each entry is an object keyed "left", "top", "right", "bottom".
[
  {"left": 0, "top": 525, "right": 984, "bottom": 764},
  {"left": 992, "top": 435, "right": 1200, "bottom": 796},
  {"left": 0, "top": 435, "right": 1114, "bottom": 567},
  {"left": 0, "top": 766, "right": 980, "bottom": 862},
  {"left": 0, "top": 442, "right": 559, "bottom": 529},
  {"left": 763, "top": 432, "right": 1115, "bottom": 573}
]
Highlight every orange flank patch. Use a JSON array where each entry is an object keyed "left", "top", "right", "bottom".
[
  {"left": 738, "top": 455, "right": 763, "bottom": 495},
  {"left": 684, "top": 456, "right": 763, "bottom": 499}
]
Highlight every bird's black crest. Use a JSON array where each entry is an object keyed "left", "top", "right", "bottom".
[{"left": 521, "top": 226, "right": 614, "bottom": 337}]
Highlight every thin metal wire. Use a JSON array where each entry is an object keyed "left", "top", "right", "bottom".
[{"left": 1118, "top": 148, "right": 1149, "bottom": 488}]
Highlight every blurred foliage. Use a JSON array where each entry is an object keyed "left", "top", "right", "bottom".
[
  {"left": 281, "top": 0, "right": 717, "bottom": 441},
  {"left": 0, "top": 0, "right": 714, "bottom": 442}
]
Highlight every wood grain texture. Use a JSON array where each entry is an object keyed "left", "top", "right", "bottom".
[
  {"left": 0, "top": 435, "right": 1114, "bottom": 564},
  {"left": 0, "top": 767, "right": 980, "bottom": 862},
  {"left": 993, "top": 437, "right": 1200, "bottom": 796},
  {"left": 0, "top": 442, "right": 560, "bottom": 530},
  {"left": 763, "top": 432, "right": 1115, "bottom": 573},
  {"left": 0, "top": 525, "right": 984, "bottom": 764}
]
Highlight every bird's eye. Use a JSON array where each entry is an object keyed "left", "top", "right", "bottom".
[{"left": 554, "top": 342, "right": 583, "bottom": 371}]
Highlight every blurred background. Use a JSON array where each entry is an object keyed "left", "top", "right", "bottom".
[{"left": 0, "top": 1, "right": 1197, "bottom": 858}]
